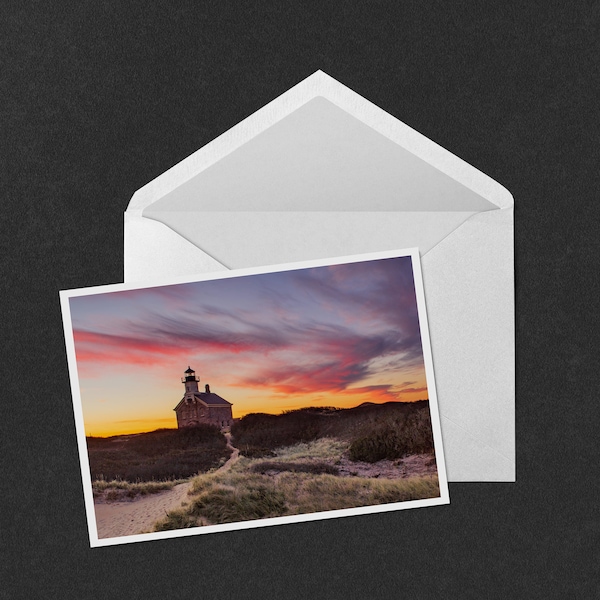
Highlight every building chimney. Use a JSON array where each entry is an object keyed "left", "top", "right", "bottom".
[{"left": 205, "top": 383, "right": 210, "bottom": 393}]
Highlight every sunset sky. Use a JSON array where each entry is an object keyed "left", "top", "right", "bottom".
[{"left": 69, "top": 256, "right": 430, "bottom": 436}]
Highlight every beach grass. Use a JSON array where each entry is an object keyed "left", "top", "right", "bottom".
[
  {"left": 92, "top": 479, "right": 187, "bottom": 502},
  {"left": 153, "top": 437, "right": 439, "bottom": 531}
]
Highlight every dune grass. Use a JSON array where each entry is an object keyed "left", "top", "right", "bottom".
[
  {"left": 280, "top": 472, "right": 439, "bottom": 514},
  {"left": 153, "top": 438, "right": 439, "bottom": 532},
  {"left": 154, "top": 469, "right": 439, "bottom": 531},
  {"left": 274, "top": 438, "right": 348, "bottom": 461},
  {"left": 247, "top": 438, "right": 345, "bottom": 475},
  {"left": 92, "top": 479, "right": 186, "bottom": 502}
]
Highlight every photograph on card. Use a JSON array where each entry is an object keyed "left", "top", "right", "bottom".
[{"left": 60, "top": 249, "right": 448, "bottom": 546}]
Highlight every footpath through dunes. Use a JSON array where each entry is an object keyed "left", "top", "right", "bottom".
[
  {"left": 94, "top": 480, "right": 193, "bottom": 539},
  {"left": 94, "top": 431, "right": 241, "bottom": 540},
  {"left": 221, "top": 431, "right": 240, "bottom": 471}
]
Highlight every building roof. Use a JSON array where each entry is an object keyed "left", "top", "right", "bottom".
[
  {"left": 173, "top": 391, "right": 232, "bottom": 412},
  {"left": 193, "top": 392, "right": 232, "bottom": 407}
]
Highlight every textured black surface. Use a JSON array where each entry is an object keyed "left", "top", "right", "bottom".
[{"left": 2, "top": 3, "right": 599, "bottom": 598}]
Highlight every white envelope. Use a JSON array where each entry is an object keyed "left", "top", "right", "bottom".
[{"left": 124, "top": 71, "right": 514, "bottom": 482}]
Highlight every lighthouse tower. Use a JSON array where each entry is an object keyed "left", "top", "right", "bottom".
[{"left": 181, "top": 366, "right": 200, "bottom": 393}]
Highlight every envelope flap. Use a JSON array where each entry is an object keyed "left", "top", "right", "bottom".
[
  {"left": 142, "top": 97, "right": 498, "bottom": 214},
  {"left": 127, "top": 71, "right": 513, "bottom": 216}
]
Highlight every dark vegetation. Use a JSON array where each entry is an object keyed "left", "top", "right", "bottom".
[
  {"left": 250, "top": 461, "right": 339, "bottom": 475},
  {"left": 348, "top": 409, "right": 434, "bottom": 462},
  {"left": 232, "top": 400, "right": 434, "bottom": 462},
  {"left": 86, "top": 425, "right": 230, "bottom": 482}
]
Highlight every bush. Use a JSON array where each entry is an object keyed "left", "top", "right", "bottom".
[
  {"left": 348, "top": 409, "right": 434, "bottom": 463},
  {"left": 231, "top": 401, "right": 433, "bottom": 457},
  {"left": 87, "top": 425, "right": 230, "bottom": 482},
  {"left": 250, "top": 461, "right": 339, "bottom": 475},
  {"left": 232, "top": 411, "right": 321, "bottom": 454}
]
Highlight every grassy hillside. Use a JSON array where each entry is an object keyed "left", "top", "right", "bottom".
[
  {"left": 154, "top": 438, "right": 439, "bottom": 531},
  {"left": 86, "top": 424, "right": 231, "bottom": 482},
  {"left": 231, "top": 400, "right": 434, "bottom": 462}
]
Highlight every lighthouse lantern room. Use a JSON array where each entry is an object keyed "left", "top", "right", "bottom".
[{"left": 182, "top": 366, "right": 200, "bottom": 393}]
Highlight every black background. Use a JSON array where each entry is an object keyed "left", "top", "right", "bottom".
[{"left": 2, "top": 2, "right": 599, "bottom": 598}]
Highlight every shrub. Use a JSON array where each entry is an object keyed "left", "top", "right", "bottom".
[
  {"left": 232, "top": 401, "right": 432, "bottom": 456},
  {"left": 232, "top": 411, "right": 321, "bottom": 453},
  {"left": 87, "top": 425, "right": 230, "bottom": 482},
  {"left": 250, "top": 461, "right": 339, "bottom": 475},
  {"left": 348, "top": 409, "right": 434, "bottom": 463}
]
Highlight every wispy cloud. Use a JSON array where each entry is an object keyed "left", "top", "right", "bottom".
[
  {"left": 70, "top": 256, "right": 428, "bottom": 412},
  {"left": 395, "top": 386, "right": 428, "bottom": 395}
]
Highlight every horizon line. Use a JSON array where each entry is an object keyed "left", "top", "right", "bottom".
[{"left": 86, "top": 398, "right": 430, "bottom": 438}]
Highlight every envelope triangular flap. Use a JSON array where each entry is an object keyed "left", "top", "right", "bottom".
[
  {"left": 142, "top": 96, "right": 496, "bottom": 213},
  {"left": 138, "top": 90, "right": 502, "bottom": 267}
]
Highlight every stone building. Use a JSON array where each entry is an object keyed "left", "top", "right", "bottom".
[{"left": 173, "top": 367, "right": 233, "bottom": 429}]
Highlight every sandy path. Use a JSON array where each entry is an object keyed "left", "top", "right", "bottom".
[
  {"left": 94, "top": 481, "right": 193, "bottom": 539},
  {"left": 94, "top": 432, "right": 240, "bottom": 539},
  {"left": 221, "top": 432, "right": 239, "bottom": 471}
]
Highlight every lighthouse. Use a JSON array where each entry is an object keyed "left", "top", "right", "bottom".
[{"left": 174, "top": 366, "right": 233, "bottom": 429}]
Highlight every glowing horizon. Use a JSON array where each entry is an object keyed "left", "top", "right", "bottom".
[{"left": 70, "top": 257, "right": 430, "bottom": 437}]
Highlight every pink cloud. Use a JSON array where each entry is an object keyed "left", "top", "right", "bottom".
[
  {"left": 72, "top": 328, "right": 255, "bottom": 369},
  {"left": 70, "top": 257, "right": 427, "bottom": 399}
]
